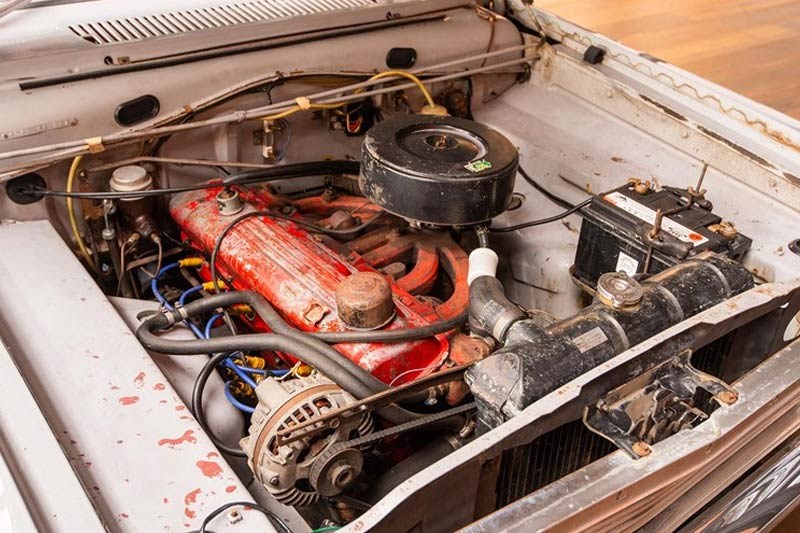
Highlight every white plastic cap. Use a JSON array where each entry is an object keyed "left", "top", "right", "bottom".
[{"left": 468, "top": 247, "right": 499, "bottom": 285}]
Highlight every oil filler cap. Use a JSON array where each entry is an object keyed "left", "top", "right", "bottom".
[
  {"left": 336, "top": 272, "right": 396, "bottom": 330},
  {"left": 360, "top": 115, "right": 518, "bottom": 225}
]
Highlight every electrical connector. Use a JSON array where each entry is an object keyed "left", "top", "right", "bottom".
[{"left": 178, "top": 257, "right": 204, "bottom": 268}]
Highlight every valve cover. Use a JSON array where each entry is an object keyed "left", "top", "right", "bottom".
[{"left": 169, "top": 186, "right": 455, "bottom": 385}]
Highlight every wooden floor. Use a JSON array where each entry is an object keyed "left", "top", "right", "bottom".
[{"left": 538, "top": 0, "right": 800, "bottom": 118}]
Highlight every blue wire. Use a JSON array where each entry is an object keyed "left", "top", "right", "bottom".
[
  {"left": 179, "top": 284, "right": 204, "bottom": 308},
  {"left": 233, "top": 364, "right": 267, "bottom": 375},
  {"left": 151, "top": 263, "right": 180, "bottom": 308},
  {"left": 223, "top": 358, "right": 259, "bottom": 390},
  {"left": 151, "top": 263, "right": 205, "bottom": 338},
  {"left": 223, "top": 382, "right": 255, "bottom": 414},
  {"left": 204, "top": 313, "right": 224, "bottom": 340},
  {"left": 155, "top": 267, "right": 285, "bottom": 409}
]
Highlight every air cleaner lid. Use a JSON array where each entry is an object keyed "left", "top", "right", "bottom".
[{"left": 360, "top": 114, "right": 518, "bottom": 225}]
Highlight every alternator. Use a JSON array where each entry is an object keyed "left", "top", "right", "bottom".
[{"left": 241, "top": 374, "right": 373, "bottom": 506}]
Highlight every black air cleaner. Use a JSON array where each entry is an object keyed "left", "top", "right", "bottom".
[{"left": 359, "top": 115, "right": 518, "bottom": 225}]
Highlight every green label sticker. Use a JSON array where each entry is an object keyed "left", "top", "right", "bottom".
[{"left": 464, "top": 159, "right": 492, "bottom": 173}]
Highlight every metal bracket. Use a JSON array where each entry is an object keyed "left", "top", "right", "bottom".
[{"left": 584, "top": 349, "right": 738, "bottom": 459}]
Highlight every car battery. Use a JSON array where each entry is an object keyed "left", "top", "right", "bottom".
[{"left": 572, "top": 181, "right": 752, "bottom": 290}]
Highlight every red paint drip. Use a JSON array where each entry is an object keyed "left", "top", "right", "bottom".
[
  {"left": 118, "top": 396, "right": 139, "bottom": 406},
  {"left": 163, "top": 497, "right": 169, "bottom": 504},
  {"left": 119, "top": 513, "right": 129, "bottom": 519},
  {"left": 153, "top": 382, "right": 166, "bottom": 391},
  {"left": 196, "top": 460, "right": 222, "bottom": 478},
  {"left": 184, "top": 507, "right": 196, "bottom": 519},
  {"left": 133, "top": 371, "right": 145, "bottom": 387},
  {"left": 184, "top": 488, "right": 201, "bottom": 505},
  {"left": 225, "top": 485, "right": 236, "bottom": 493},
  {"left": 158, "top": 430, "right": 197, "bottom": 448},
  {"left": 110, "top": 385, "right": 120, "bottom": 391},
  {"left": 175, "top": 405, "right": 186, "bottom": 411},
  {"left": 207, "top": 451, "right": 219, "bottom": 458}
]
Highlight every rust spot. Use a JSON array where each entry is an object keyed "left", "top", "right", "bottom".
[
  {"left": 640, "top": 94, "right": 687, "bottom": 121},
  {"left": 175, "top": 405, "right": 186, "bottom": 411},
  {"left": 158, "top": 429, "right": 197, "bottom": 448},
  {"left": 163, "top": 497, "right": 169, "bottom": 504},
  {"left": 698, "top": 125, "right": 774, "bottom": 168},
  {"left": 611, "top": 156, "right": 625, "bottom": 163},
  {"left": 783, "top": 171, "right": 800, "bottom": 186},
  {"left": 196, "top": 460, "right": 222, "bottom": 478},
  {"left": 118, "top": 396, "right": 139, "bottom": 406},
  {"left": 153, "top": 382, "right": 166, "bottom": 391}
]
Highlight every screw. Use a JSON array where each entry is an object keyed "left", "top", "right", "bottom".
[
  {"left": 717, "top": 390, "right": 738, "bottom": 405},
  {"left": 227, "top": 508, "right": 243, "bottom": 524},
  {"left": 269, "top": 476, "right": 280, "bottom": 486}
]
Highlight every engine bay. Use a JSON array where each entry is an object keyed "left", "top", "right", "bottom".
[{"left": 1, "top": 1, "right": 800, "bottom": 531}]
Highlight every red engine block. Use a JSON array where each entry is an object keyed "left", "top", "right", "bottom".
[{"left": 169, "top": 185, "right": 470, "bottom": 385}]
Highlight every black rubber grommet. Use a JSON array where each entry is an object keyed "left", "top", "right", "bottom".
[
  {"left": 5, "top": 173, "right": 46, "bottom": 204},
  {"left": 583, "top": 45, "right": 606, "bottom": 65},
  {"left": 386, "top": 47, "right": 417, "bottom": 69}
]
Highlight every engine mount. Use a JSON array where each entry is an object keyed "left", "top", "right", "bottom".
[{"left": 359, "top": 114, "right": 518, "bottom": 226}]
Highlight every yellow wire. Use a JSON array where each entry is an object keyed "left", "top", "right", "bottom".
[
  {"left": 254, "top": 69, "right": 434, "bottom": 121},
  {"left": 367, "top": 70, "right": 436, "bottom": 108},
  {"left": 66, "top": 155, "right": 98, "bottom": 272}
]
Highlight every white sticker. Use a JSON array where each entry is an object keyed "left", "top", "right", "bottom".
[
  {"left": 572, "top": 327, "right": 608, "bottom": 353},
  {"left": 603, "top": 191, "right": 708, "bottom": 246},
  {"left": 615, "top": 251, "right": 640, "bottom": 276}
]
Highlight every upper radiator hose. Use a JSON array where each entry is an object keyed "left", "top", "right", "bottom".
[{"left": 464, "top": 252, "right": 754, "bottom": 431}]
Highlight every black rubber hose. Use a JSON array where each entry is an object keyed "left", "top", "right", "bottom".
[
  {"left": 193, "top": 352, "right": 249, "bottom": 457},
  {"left": 29, "top": 160, "right": 360, "bottom": 200},
  {"left": 139, "top": 307, "right": 380, "bottom": 399},
  {"left": 518, "top": 166, "right": 575, "bottom": 210},
  {"left": 312, "top": 307, "right": 467, "bottom": 343},
  {"left": 489, "top": 197, "right": 592, "bottom": 232},
  {"left": 210, "top": 210, "right": 383, "bottom": 295},
  {"left": 137, "top": 291, "right": 435, "bottom": 425},
  {"left": 468, "top": 276, "right": 526, "bottom": 341}
]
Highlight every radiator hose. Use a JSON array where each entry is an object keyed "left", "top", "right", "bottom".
[{"left": 137, "top": 291, "right": 466, "bottom": 428}]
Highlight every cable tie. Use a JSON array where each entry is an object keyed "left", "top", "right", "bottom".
[
  {"left": 84, "top": 137, "right": 105, "bottom": 153},
  {"left": 294, "top": 96, "right": 312, "bottom": 110}
]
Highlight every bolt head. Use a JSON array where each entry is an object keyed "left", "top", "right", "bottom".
[
  {"left": 632, "top": 441, "right": 651, "bottom": 457},
  {"left": 227, "top": 508, "right": 243, "bottom": 524}
]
